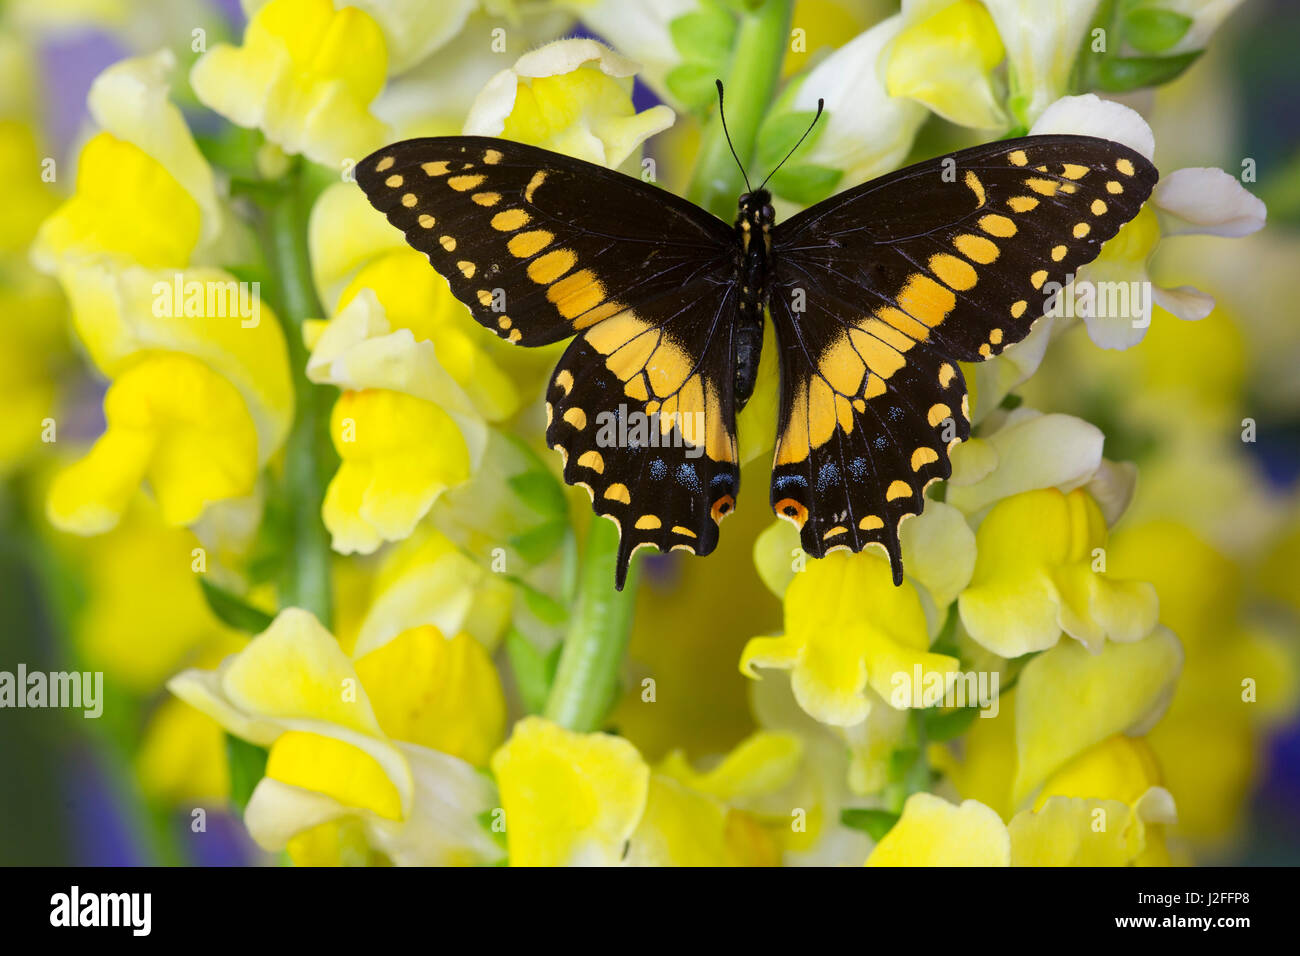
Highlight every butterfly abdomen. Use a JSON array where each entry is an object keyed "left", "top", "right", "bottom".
[{"left": 734, "top": 189, "right": 775, "bottom": 409}]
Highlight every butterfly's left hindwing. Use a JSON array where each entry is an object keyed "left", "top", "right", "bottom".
[{"left": 767, "top": 135, "right": 1157, "bottom": 581}]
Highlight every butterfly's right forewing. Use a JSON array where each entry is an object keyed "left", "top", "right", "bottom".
[
  {"left": 356, "top": 136, "right": 735, "bottom": 346},
  {"left": 356, "top": 136, "right": 744, "bottom": 588}
]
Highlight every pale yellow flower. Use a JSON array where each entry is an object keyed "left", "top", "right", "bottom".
[
  {"left": 464, "top": 37, "right": 675, "bottom": 172},
  {"left": 191, "top": 0, "right": 391, "bottom": 169}
]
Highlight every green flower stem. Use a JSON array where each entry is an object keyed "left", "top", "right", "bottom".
[
  {"left": 544, "top": 518, "right": 639, "bottom": 732},
  {"left": 543, "top": 1, "right": 792, "bottom": 730},
  {"left": 687, "top": 0, "right": 794, "bottom": 219},
  {"left": 263, "top": 162, "right": 336, "bottom": 628}
]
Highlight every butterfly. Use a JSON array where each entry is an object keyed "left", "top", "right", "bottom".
[{"left": 356, "top": 86, "right": 1157, "bottom": 590}]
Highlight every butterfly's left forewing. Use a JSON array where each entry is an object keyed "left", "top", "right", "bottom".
[
  {"left": 767, "top": 135, "right": 1157, "bottom": 582},
  {"left": 356, "top": 136, "right": 742, "bottom": 588}
]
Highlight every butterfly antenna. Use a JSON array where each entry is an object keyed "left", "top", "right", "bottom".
[
  {"left": 758, "top": 98, "right": 825, "bottom": 192},
  {"left": 715, "top": 80, "right": 753, "bottom": 193}
]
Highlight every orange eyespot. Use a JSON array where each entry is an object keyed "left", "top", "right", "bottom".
[
  {"left": 774, "top": 497, "right": 808, "bottom": 528},
  {"left": 710, "top": 495, "right": 736, "bottom": 524}
]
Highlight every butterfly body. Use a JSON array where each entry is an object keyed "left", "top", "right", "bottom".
[
  {"left": 357, "top": 132, "right": 1157, "bottom": 589},
  {"left": 733, "top": 189, "right": 775, "bottom": 409}
]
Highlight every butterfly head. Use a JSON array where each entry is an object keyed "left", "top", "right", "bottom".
[{"left": 737, "top": 190, "right": 775, "bottom": 228}]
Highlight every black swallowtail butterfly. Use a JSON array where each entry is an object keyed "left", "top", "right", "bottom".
[{"left": 357, "top": 84, "right": 1156, "bottom": 589}]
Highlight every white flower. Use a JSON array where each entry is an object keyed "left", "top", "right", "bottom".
[
  {"left": 565, "top": 0, "right": 704, "bottom": 109},
  {"left": 775, "top": 14, "right": 928, "bottom": 201},
  {"left": 982, "top": 0, "right": 1102, "bottom": 126},
  {"left": 947, "top": 407, "right": 1130, "bottom": 522},
  {"left": 1031, "top": 93, "right": 1266, "bottom": 349}
]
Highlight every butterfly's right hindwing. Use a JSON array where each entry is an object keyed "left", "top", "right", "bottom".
[{"left": 358, "top": 136, "right": 743, "bottom": 588}]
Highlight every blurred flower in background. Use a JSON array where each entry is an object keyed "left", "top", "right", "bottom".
[{"left": 1, "top": 0, "right": 1297, "bottom": 868}]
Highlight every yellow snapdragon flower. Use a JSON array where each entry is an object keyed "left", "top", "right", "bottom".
[
  {"left": 885, "top": 0, "right": 1008, "bottom": 130},
  {"left": 32, "top": 51, "right": 293, "bottom": 534},
  {"left": 867, "top": 793, "right": 1011, "bottom": 865},
  {"left": 867, "top": 785, "right": 1176, "bottom": 866},
  {"left": 742, "top": 549, "right": 960, "bottom": 727},
  {"left": 170, "top": 608, "right": 507, "bottom": 865},
  {"left": 958, "top": 488, "right": 1159, "bottom": 657},
  {"left": 191, "top": 0, "right": 391, "bottom": 169},
  {"left": 464, "top": 37, "right": 675, "bottom": 172},
  {"left": 54, "top": 495, "right": 246, "bottom": 693},
  {"left": 1109, "top": 521, "right": 1299, "bottom": 845},
  {"left": 490, "top": 718, "right": 796, "bottom": 866},
  {"left": 321, "top": 388, "right": 471, "bottom": 555},
  {"left": 349, "top": 526, "right": 514, "bottom": 657},
  {"left": 938, "top": 627, "right": 1183, "bottom": 813},
  {"left": 491, "top": 717, "right": 649, "bottom": 866}
]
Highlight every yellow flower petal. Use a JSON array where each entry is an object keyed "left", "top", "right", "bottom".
[
  {"left": 323, "top": 389, "right": 471, "bottom": 554},
  {"left": 466, "top": 38, "right": 674, "bottom": 171},
  {"left": 0, "top": 119, "right": 59, "bottom": 256},
  {"left": 1008, "top": 790, "right": 1174, "bottom": 866},
  {"left": 958, "top": 488, "right": 1158, "bottom": 656},
  {"left": 866, "top": 793, "right": 1011, "bottom": 866},
  {"left": 191, "top": 0, "right": 391, "bottom": 168},
  {"left": 352, "top": 526, "right": 514, "bottom": 656},
  {"left": 33, "top": 132, "right": 200, "bottom": 269},
  {"left": 491, "top": 716, "right": 649, "bottom": 866},
  {"left": 1034, "top": 734, "right": 1165, "bottom": 810},
  {"left": 886, "top": 0, "right": 1008, "bottom": 129},
  {"left": 52, "top": 264, "right": 293, "bottom": 464},
  {"left": 1013, "top": 627, "right": 1183, "bottom": 805},
  {"left": 353, "top": 625, "right": 506, "bottom": 767},
  {"left": 48, "top": 354, "right": 259, "bottom": 532},
  {"left": 334, "top": 253, "right": 525, "bottom": 421},
  {"left": 626, "top": 774, "right": 779, "bottom": 866},
  {"left": 136, "top": 699, "right": 230, "bottom": 805},
  {"left": 743, "top": 551, "right": 958, "bottom": 726},
  {"left": 220, "top": 608, "right": 385, "bottom": 737},
  {"left": 656, "top": 731, "right": 804, "bottom": 803},
  {"left": 86, "top": 49, "right": 224, "bottom": 251},
  {"left": 266, "top": 730, "right": 403, "bottom": 821}
]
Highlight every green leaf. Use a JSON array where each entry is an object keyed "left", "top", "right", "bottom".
[
  {"left": 508, "top": 518, "right": 570, "bottom": 566},
  {"left": 245, "top": 488, "right": 291, "bottom": 585},
  {"left": 1123, "top": 8, "right": 1193, "bottom": 54},
  {"left": 666, "top": 63, "right": 723, "bottom": 113},
  {"left": 506, "top": 460, "right": 568, "bottom": 518},
  {"left": 515, "top": 578, "right": 569, "bottom": 627},
  {"left": 506, "top": 629, "right": 563, "bottom": 714},
  {"left": 1097, "top": 50, "right": 1202, "bottom": 92},
  {"left": 767, "top": 163, "right": 842, "bottom": 206},
  {"left": 840, "top": 808, "right": 901, "bottom": 841},
  {"left": 199, "top": 578, "right": 275, "bottom": 633},
  {"left": 194, "top": 123, "right": 264, "bottom": 182},
  {"left": 755, "top": 109, "right": 824, "bottom": 174},
  {"left": 226, "top": 734, "right": 268, "bottom": 814},
  {"left": 999, "top": 392, "right": 1024, "bottom": 411},
  {"left": 669, "top": 0, "right": 735, "bottom": 64},
  {"left": 887, "top": 745, "right": 921, "bottom": 783},
  {"left": 923, "top": 705, "right": 980, "bottom": 743}
]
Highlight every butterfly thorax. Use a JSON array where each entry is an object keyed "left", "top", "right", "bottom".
[{"left": 733, "top": 189, "right": 774, "bottom": 410}]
